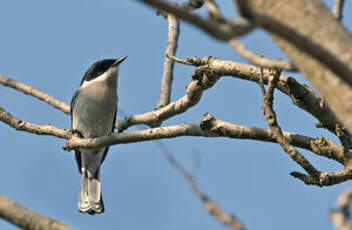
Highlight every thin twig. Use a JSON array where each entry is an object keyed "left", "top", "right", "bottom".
[
  {"left": 156, "top": 141, "right": 245, "bottom": 230},
  {"left": 229, "top": 39, "right": 297, "bottom": 71},
  {"left": 0, "top": 195, "right": 74, "bottom": 230},
  {"left": 202, "top": 1, "right": 296, "bottom": 71}
]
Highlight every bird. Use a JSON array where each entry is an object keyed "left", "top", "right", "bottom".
[{"left": 70, "top": 56, "right": 127, "bottom": 215}]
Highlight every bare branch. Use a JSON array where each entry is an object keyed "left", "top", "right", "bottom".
[
  {"left": 332, "top": 0, "right": 345, "bottom": 20},
  {"left": 0, "top": 105, "right": 72, "bottom": 139},
  {"left": 156, "top": 141, "right": 245, "bottom": 230},
  {"left": 329, "top": 188, "right": 352, "bottom": 230},
  {"left": 156, "top": 14, "right": 180, "bottom": 109},
  {"left": 139, "top": 0, "right": 254, "bottom": 40},
  {"left": 260, "top": 69, "right": 319, "bottom": 176},
  {"left": 0, "top": 195, "right": 73, "bottom": 230},
  {"left": 0, "top": 75, "right": 70, "bottom": 114}
]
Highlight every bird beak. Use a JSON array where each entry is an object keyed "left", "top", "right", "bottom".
[{"left": 111, "top": 56, "right": 127, "bottom": 67}]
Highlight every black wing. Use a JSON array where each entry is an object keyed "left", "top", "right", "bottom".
[
  {"left": 70, "top": 90, "right": 83, "bottom": 173},
  {"left": 100, "top": 108, "right": 117, "bottom": 165}
]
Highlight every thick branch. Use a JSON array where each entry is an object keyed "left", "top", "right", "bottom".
[
  {"left": 0, "top": 75, "right": 70, "bottom": 114},
  {"left": 0, "top": 195, "right": 73, "bottom": 230}
]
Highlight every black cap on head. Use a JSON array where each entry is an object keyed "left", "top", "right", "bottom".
[{"left": 80, "top": 56, "right": 127, "bottom": 85}]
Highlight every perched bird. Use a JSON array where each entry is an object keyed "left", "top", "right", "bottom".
[{"left": 70, "top": 56, "right": 127, "bottom": 215}]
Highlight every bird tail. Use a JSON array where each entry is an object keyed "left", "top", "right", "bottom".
[{"left": 78, "top": 168, "right": 104, "bottom": 215}]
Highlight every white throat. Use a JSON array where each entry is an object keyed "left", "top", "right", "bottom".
[{"left": 81, "top": 67, "right": 118, "bottom": 89}]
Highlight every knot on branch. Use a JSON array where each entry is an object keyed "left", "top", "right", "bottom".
[
  {"left": 336, "top": 124, "right": 352, "bottom": 151},
  {"left": 200, "top": 113, "right": 215, "bottom": 131}
]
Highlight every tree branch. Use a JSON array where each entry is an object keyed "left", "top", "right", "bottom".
[
  {"left": 0, "top": 195, "right": 73, "bottom": 230},
  {"left": 260, "top": 69, "right": 319, "bottom": 176},
  {"left": 0, "top": 105, "right": 72, "bottom": 139}
]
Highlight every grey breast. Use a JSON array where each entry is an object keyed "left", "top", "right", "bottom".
[{"left": 72, "top": 81, "right": 117, "bottom": 138}]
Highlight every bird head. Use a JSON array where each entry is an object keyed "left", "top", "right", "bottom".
[{"left": 80, "top": 56, "right": 127, "bottom": 86}]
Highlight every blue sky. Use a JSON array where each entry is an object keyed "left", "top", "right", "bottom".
[{"left": 0, "top": 1, "right": 351, "bottom": 229}]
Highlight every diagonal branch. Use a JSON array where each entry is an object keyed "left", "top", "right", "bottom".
[
  {"left": 0, "top": 195, "right": 73, "bottom": 230},
  {"left": 0, "top": 105, "right": 72, "bottom": 139},
  {"left": 260, "top": 69, "right": 319, "bottom": 177},
  {"left": 117, "top": 58, "right": 220, "bottom": 131}
]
